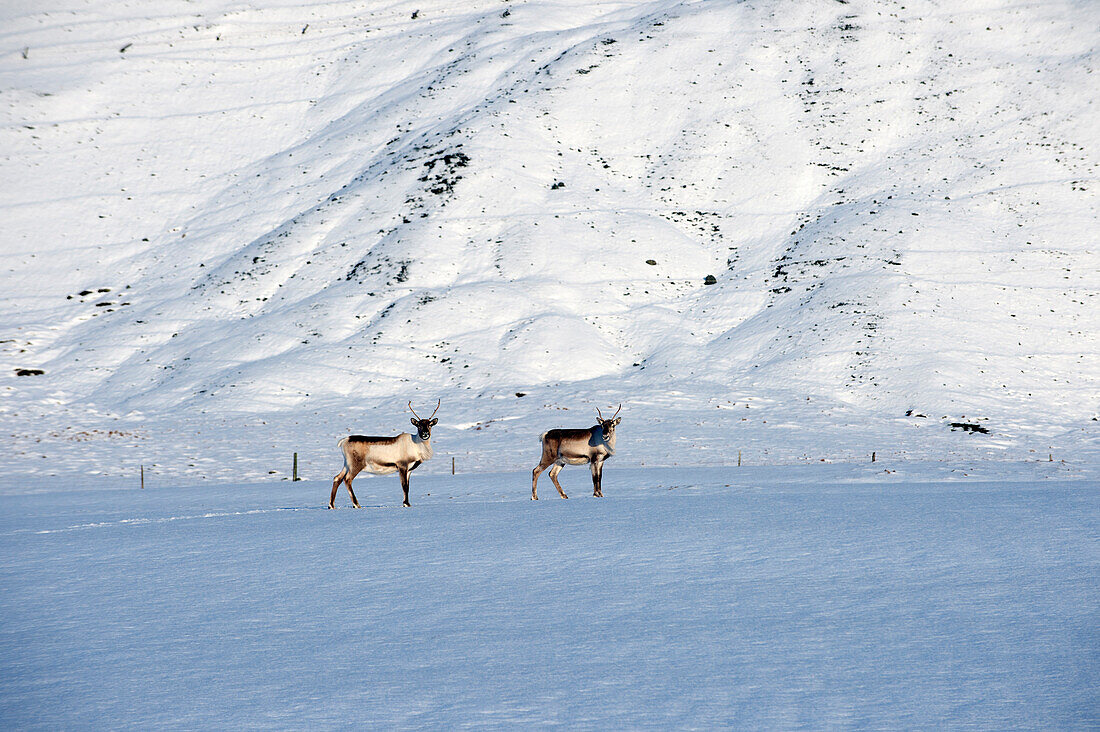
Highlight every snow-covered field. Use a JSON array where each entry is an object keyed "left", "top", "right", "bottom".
[
  {"left": 3, "top": 466, "right": 1098, "bottom": 728},
  {"left": 2, "top": 0, "right": 1099, "bottom": 727}
]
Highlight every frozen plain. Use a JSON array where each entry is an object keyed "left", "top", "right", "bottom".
[{"left": 2, "top": 464, "right": 1098, "bottom": 729}]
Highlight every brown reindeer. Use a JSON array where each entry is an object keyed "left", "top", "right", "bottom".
[
  {"left": 532, "top": 405, "right": 621, "bottom": 500},
  {"left": 330, "top": 400, "right": 439, "bottom": 509}
]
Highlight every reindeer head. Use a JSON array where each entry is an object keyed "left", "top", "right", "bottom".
[
  {"left": 595, "top": 404, "right": 622, "bottom": 440},
  {"left": 409, "top": 399, "right": 440, "bottom": 441}
]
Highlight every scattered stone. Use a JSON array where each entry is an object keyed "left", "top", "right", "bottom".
[{"left": 949, "top": 422, "right": 990, "bottom": 434}]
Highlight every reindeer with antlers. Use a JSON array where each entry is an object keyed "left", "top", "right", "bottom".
[
  {"left": 532, "top": 405, "right": 621, "bottom": 500},
  {"left": 330, "top": 400, "right": 440, "bottom": 509}
]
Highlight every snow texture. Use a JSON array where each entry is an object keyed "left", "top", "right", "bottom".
[{"left": 2, "top": 468, "right": 1099, "bottom": 728}]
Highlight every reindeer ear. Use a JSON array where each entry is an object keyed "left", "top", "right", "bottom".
[
  {"left": 429, "top": 418, "right": 438, "bottom": 426},
  {"left": 613, "top": 417, "right": 621, "bottom": 426},
  {"left": 411, "top": 417, "right": 418, "bottom": 426}
]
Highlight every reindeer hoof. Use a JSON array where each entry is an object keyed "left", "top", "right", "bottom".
[
  {"left": 531, "top": 495, "right": 538, "bottom": 500},
  {"left": 353, "top": 504, "right": 361, "bottom": 509}
]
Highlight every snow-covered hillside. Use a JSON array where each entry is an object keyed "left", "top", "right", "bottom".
[{"left": 2, "top": 0, "right": 1098, "bottom": 482}]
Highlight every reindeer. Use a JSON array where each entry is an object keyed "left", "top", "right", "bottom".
[
  {"left": 330, "top": 400, "right": 439, "bottom": 509},
  {"left": 532, "top": 405, "right": 621, "bottom": 500}
]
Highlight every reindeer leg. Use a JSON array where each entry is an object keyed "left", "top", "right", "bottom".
[
  {"left": 532, "top": 439, "right": 558, "bottom": 500},
  {"left": 532, "top": 460, "right": 551, "bottom": 500},
  {"left": 399, "top": 466, "right": 411, "bottom": 507},
  {"left": 341, "top": 464, "right": 358, "bottom": 506},
  {"left": 548, "top": 463, "right": 568, "bottom": 499},
  {"left": 330, "top": 469, "right": 346, "bottom": 509},
  {"left": 591, "top": 458, "right": 604, "bottom": 497},
  {"left": 345, "top": 472, "right": 361, "bottom": 509}
]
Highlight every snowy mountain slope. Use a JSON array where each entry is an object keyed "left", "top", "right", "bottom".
[{"left": 1, "top": 0, "right": 1098, "bottom": 484}]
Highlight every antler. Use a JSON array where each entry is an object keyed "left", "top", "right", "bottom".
[
  {"left": 596, "top": 404, "right": 622, "bottom": 421},
  {"left": 409, "top": 399, "right": 441, "bottom": 421}
]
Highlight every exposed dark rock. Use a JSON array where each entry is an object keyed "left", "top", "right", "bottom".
[{"left": 949, "top": 422, "right": 990, "bottom": 434}]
